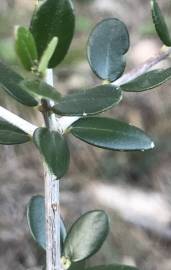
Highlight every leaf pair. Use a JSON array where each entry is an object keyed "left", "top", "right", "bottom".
[
  {"left": 15, "top": 26, "right": 58, "bottom": 74},
  {"left": 33, "top": 116, "right": 154, "bottom": 181},
  {"left": 27, "top": 196, "right": 109, "bottom": 264},
  {"left": 15, "top": 0, "right": 75, "bottom": 71}
]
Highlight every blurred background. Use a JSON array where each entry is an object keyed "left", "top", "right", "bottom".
[{"left": 0, "top": 0, "right": 171, "bottom": 269}]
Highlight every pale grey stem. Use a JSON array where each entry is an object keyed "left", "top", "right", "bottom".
[
  {"left": 113, "top": 47, "right": 171, "bottom": 86},
  {"left": 44, "top": 69, "right": 62, "bottom": 270},
  {"left": 0, "top": 105, "right": 37, "bottom": 135},
  {"left": 58, "top": 47, "right": 171, "bottom": 132},
  {"left": 42, "top": 46, "right": 170, "bottom": 270}
]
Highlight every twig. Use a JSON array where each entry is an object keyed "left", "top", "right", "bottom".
[
  {"left": 43, "top": 70, "right": 61, "bottom": 270},
  {"left": 113, "top": 47, "right": 171, "bottom": 86},
  {"left": 58, "top": 46, "right": 171, "bottom": 132},
  {"left": 0, "top": 106, "right": 37, "bottom": 135}
]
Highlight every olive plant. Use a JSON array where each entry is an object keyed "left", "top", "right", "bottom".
[{"left": 0, "top": 0, "right": 171, "bottom": 269}]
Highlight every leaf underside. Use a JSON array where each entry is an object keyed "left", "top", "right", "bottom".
[{"left": 63, "top": 210, "right": 109, "bottom": 262}]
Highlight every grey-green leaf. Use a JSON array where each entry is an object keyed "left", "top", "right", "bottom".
[
  {"left": 120, "top": 67, "right": 171, "bottom": 92},
  {"left": 30, "top": 0, "right": 75, "bottom": 68},
  {"left": 86, "top": 265, "right": 138, "bottom": 270},
  {"left": 27, "top": 195, "right": 46, "bottom": 249},
  {"left": 15, "top": 26, "right": 38, "bottom": 70},
  {"left": 53, "top": 85, "right": 122, "bottom": 116},
  {"left": 0, "top": 118, "right": 30, "bottom": 145},
  {"left": 0, "top": 61, "right": 38, "bottom": 106},
  {"left": 151, "top": 0, "right": 171, "bottom": 46},
  {"left": 87, "top": 18, "right": 130, "bottom": 82},
  {"left": 70, "top": 117, "right": 154, "bottom": 151},
  {"left": 63, "top": 210, "right": 109, "bottom": 262},
  {"left": 27, "top": 195, "right": 67, "bottom": 250},
  {"left": 20, "top": 79, "right": 61, "bottom": 102},
  {"left": 33, "top": 128, "right": 70, "bottom": 179}
]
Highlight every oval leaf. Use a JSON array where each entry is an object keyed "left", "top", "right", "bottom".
[
  {"left": 87, "top": 18, "right": 130, "bottom": 82},
  {"left": 27, "top": 195, "right": 46, "bottom": 249},
  {"left": 27, "top": 195, "right": 67, "bottom": 250},
  {"left": 63, "top": 210, "right": 109, "bottom": 262},
  {"left": 15, "top": 26, "right": 38, "bottom": 70},
  {"left": 0, "top": 61, "right": 38, "bottom": 106},
  {"left": 30, "top": 0, "right": 75, "bottom": 68},
  {"left": 0, "top": 118, "right": 30, "bottom": 145},
  {"left": 20, "top": 79, "right": 61, "bottom": 102},
  {"left": 120, "top": 67, "right": 171, "bottom": 92},
  {"left": 70, "top": 117, "right": 154, "bottom": 151},
  {"left": 86, "top": 265, "right": 138, "bottom": 270},
  {"left": 53, "top": 85, "right": 122, "bottom": 116},
  {"left": 33, "top": 128, "right": 70, "bottom": 179},
  {"left": 151, "top": 0, "right": 171, "bottom": 46}
]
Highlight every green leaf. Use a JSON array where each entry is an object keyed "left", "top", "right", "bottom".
[
  {"left": 0, "top": 61, "right": 38, "bottom": 106},
  {"left": 151, "top": 0, "right": 171, "bottom": 46},
  {"left": 15, "top": 26, "right": 38, "bottom": 70},
  {"left": 0, "top": 118, "right": 30, "bottom": 145},
  {"left": 120, "top": 67, "right": 171, "bottom": 92},
  {"left": 38, "top": 37, "right": 58, "bottom": 75},
  {"left": 69, "top": 261, "right": 86, "bottom": 270},
  {"left": 63, "top": 210, "right": 109, "bottom": 262},
  {"left": 86, "top": 265, "right": 138, "bottom": 270},
  {"left": 70, "top": 117, "right": 154, "bottom": 151},
  {"left": 52, "top": 85, "right": 122, "bottom": 116},
  {"left": 20, "top": 79, "right": 61, "bottom": 102},
  {"left": 27, "top": 195, "right": 46, "bottom": 249},
  {"left": 33, "top": 128, "right": 70, "bottom": 179},
  {"left": 30, "top": 0, "right": 75, "bottom": 68},
  {"left": 87, "top": 18, "right": 130, "bottom": 82},
  {"left": 27, "top": 195, "right": 67, "bottom": 250}
]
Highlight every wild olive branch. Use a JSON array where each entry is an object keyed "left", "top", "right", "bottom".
[{"left": 0, "top": 46, "right": 170, "bottom": 135}]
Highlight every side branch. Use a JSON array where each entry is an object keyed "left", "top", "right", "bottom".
[
  {"left": 58, "top": 46, "right": 171, "bottom": 133},
  {"left": 0, "top": 106, "right": 37, "bottom": 135},
  {"left": 114, "top": 46, "right": 171, "bottom": 86}
]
